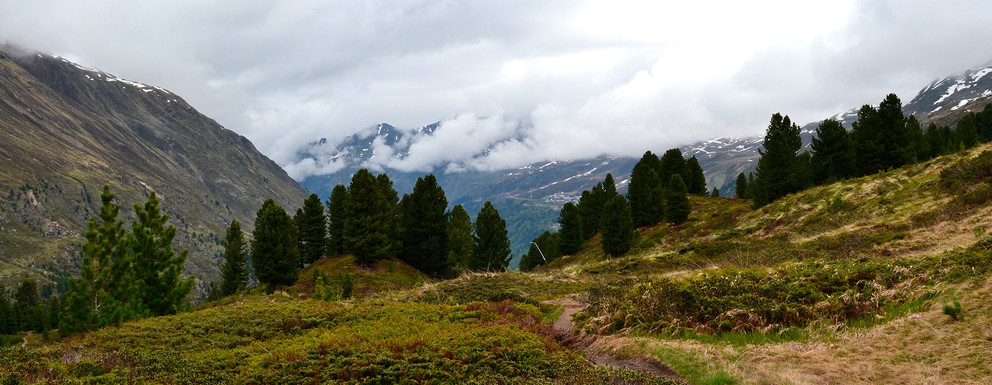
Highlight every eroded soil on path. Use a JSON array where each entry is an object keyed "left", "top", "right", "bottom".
[{"left": 547, "top": 300, "right": 684, "bottom": 382}]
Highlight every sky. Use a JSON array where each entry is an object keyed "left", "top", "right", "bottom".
[{"left": 3, "top": 0, "right": 992, "bottom": 179}]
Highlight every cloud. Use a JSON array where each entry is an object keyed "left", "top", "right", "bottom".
[{"left": 3, "top": 0, "right": 992, "bottom": 178}]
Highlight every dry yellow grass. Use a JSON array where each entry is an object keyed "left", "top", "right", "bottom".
[{"left": 725, "top": 276, "right": 992, "bottom": 384}]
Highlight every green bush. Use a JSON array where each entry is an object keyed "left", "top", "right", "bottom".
[{"left": 942, "top": 301, "right": 963, "bottom": 321}]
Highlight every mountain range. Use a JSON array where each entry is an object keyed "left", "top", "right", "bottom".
[
  {"left": 0, "top": 45, "right": 308, "bottom": 296},
  {"left": 295, "top": 61, "right": 992, "bottom": 260}
]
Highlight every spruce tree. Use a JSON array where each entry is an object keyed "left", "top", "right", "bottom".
[
  {"left": 376, "top": 173, "right": 400, "bottom": 255},
  {"left": 398, "top": 174, "right": 449, "bottom": 277},
  {"left": 325, "top": 184, "right": 349, "bottom": 255},
  {"left": 628, "top": 151, "right": 664, "bottom": 227},
  {"left": 251, "top": 199, "right": 300, "bottom": 287},
  {"left": 220, "top": 220, "right": 248, "bottom": 296},
  {"left": 735, "top": 172, "right": 749, "bottom": 199},
  {"left": 685, "top": 156, "right": 707, "bottom": 195},
  {"left": 711, "top": 187, "right": 719, "bottom": 197},
  {"left": 752, "top": 113, "right": 803, "bottom": 207},
  {"left": 131, "top": 191, "right": 193, "bottom": 316},
  {"left": 852, "top": 104, "right": 885, "bottom": 175},
  {"left": 446, "top": 204, "right": 474, "bottom": 274},
  {"left": 665, "top": 175, "right": 691, "bottom": 224},
  {"left": 810, "top": 119, "right": 856, "bottom": 184},
  {"left": 298, "top": 193, "right": 327, "bottom": 266},
  {"left": 471, "top": 201, "right": 511, "bottom": 272},
  {"left": 600, "top": 195, "right": 634, "bottom": 257},
  {"left": 344, "top": 169, "right": 393, "bottom": 265},
  {"left": 557, "top": 201, "right": 584, "bottom": 255}
]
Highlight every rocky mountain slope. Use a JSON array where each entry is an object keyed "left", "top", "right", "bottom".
[{"left": 0, "top": 46, "right": 309, "bottom": 295}]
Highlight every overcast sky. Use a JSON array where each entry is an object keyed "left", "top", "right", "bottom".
[{"left": 3, "top": 0, "right": 992, "bottom": 179}]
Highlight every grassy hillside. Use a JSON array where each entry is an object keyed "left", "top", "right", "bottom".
[
  {"left": 0, "top": 48, "right": 309, "bottom": 295},
  {"left": 6, "top": 144, "right": 992, "bottom": 384}
]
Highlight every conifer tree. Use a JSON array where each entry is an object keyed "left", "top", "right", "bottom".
[
  {"left": 251, "top": 199, "right": 300, "bottom": 287},
  {"left": 957, "top": 113, "right": 979, "bottom": 148},
  {"left": 325, "top": 184, "right": 349, "bottom": 255},
  {"left": 377, "top": 173, "right": 400, "bottom": 255},
  {"left": 627, "top": 151, "right": 664, "bottom": 227},
  {"left": 131, "top": 191, "right": 193, "bottom": 316},
  {"left": 810, "top": 119, "right": 856, "bottom": 184},
  {"left": 658, "top": 148, "right": 688, "bottom": 189},
  {"left": 665, "top": 175, "right": 691, "bottom": 224},
  {"left": 711, "top": 187, "right": 719, "bottom": 197},
  {"left": 220, "top": 219, "right": 248, "bottom": 296},
  {"left": 557, "top": 201, "right": 584, "bottom": 255},
  {"left": 520, "top": 231, "right": 560, "bottom": 271},
  {"left": 398, "top": 174, "right": 450, "bottom": 277},
  {"left": 600, "top": 195, "right": 634, "bottom": 257},
  {"left": 471, "top": 201, "right": 511, "bottom": 272},
  {"left": 578, "top": 174, "right": 619, "bottom": 238},
  {"left": 735, "top": 172, "right": 749, "bottom": 199},
  {"left": 344, "top": 169, "right": 393, "bottom": 265},
  {"left": 446, "top": 204, "right": 474, "bottom": 273},
  {"left": 752, "top": 113, "right": 803, "bottom": 207},
  {"left": 906, "top": 115, "right": 926, "bottom": 162},
  {"left": 15, "top": 278, "right": 39, "bottom": 331},
  {"left": 0, "top": 294, "right": 12, "bottom": 334},
  {"left": 61, "top": 185, "right": 136, "bottom": 333},
  {"left": 686, "top": 156, "right": 707, "bottom": 195},
  {"left": 298, "top": 193, "right": 327, "bottom": 266}
]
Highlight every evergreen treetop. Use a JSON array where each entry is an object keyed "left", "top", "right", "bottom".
[{"left": 471, "top": 201, "right": 511, "bottom": 272}]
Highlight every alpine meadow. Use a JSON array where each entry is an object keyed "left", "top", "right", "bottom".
[{"left": 4, "top": 4, "right": 992, "bottom": 384}]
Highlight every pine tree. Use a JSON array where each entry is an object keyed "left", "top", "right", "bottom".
[
  {"left": 600, "top": 195, "right": 634, "bottom": 257},
  {"left": 15, "top": 278, "right": 39, "bottom": 331},
  {"left": 398, "top": 174, "right": 450, "bottom": 277},
  {"left": 735, "top": 172, "right": 749, "bottom": 199},
  {"left": 906, "top": 115, "right": 926, "bottom": 163},
  {"left": 665, "top": 175, "right": 691, "bottom": 224},
  {"left": 61, "top": 185, "right": 136, "bottom": 333},
  {"left": 131, "top": 191, "right": 193, "bottom": 316},
  {"left": 446, "top": 204, "right": 474, "bottom": 274},
  {"left": 810, "top": 119, "right": 856, "bottom": 184},
  {"left": 557, "top": 201, "right": 584, "bottom": 255},
  {"left": 627, "top": 151, "right": 664, "bottom": 227},
  {"left": 685, "top": 156, "right": 707, "bottom": 195},
  {"left": 221, "top": 219, "right": 248, "bottom": 296},
  {"left": 658, "top": 148, "right": 688, "bottom": 190},
  {"left": 957, "top": 113, "right": 979, "bottom": 148},
  {"left": 251, "top": 199, "right": 300, "bottom": 287},
  {"left": 753, "top": 113, "right": 803, "bottom": 207},
  {"left": 344, "top": 169, "right": 393, "bottom": 265},
  {"left": 471, "top": 201, "right": 511, "bottom": 272},
  {"left": 325, "top": 184, "right": 349, "bottom": 255},
  {"left": 298, "top": 193, "right": 327, "bottom": 267},
  {"left": 520, "top": 231, "right": 560, "bottom": 271},
  {"left": 377, "top": 173, "right": 400, "bottom": 255},
  {"left": 0, "top": 294, "right": 12, "bottom": 334},
  {"left": 853, "top": 94, "right": 911, "bottom": 175},
  {"left": 711, "top": 187, "right": 719, "bottom": 197},
  {"left": 578, "top": 174, "right": 619, "bottom": 238}
]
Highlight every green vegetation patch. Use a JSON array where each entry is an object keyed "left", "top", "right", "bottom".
[
  {"left": 576, "top": 239, "right": 992, "bottom": 337},
  {"left": 412, "top": 272, "right": 590, "bottom": 305},
  {"left": 2, "top": 297, "right": 677, "bottom": 384},
  {"left": 295, "top": 255, "right": 430, "bottom": 299}
]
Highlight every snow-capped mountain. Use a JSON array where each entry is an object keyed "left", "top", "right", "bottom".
[{"left": 294, "top": 60, "right": 992, "bottom": 264}]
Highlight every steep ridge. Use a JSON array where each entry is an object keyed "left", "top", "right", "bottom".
[{"left": 0, "top": 47, "right": 309, "bottom": 295}]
